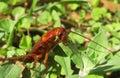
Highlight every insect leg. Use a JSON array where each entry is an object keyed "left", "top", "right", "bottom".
[{"left": 43, "top": 51, "right": 49, "bottom": 67}]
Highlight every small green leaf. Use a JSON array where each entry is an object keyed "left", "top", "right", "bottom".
[
  {"left": 55, "top": 56, "right": 73, "bottom": 77},
  {"left": 0, "top": 19, "right": 14, "bottom": 32},
  {"left": 91, "top": 0, "right": 100, "bottom": 7},
  {"left": 19, "top": 35, "right": 32, "bottom": 50},
  {"left": 15, "top": 49, "right": 26, "bottom": 56},
  {"left": 68, "top": 4, "right": 79, "bottom": 10},
  {"left": 21, "top": 18, "right": 31, "bottom": 29},
  {"left": 91, "top": 8, "right": 107, "bottom": 20},
  {"left": 52, "top": 10, "right": 61, "bottom": 27},
  {"left": 0, "top": 2, "right": 8, "bottom": 13},
  {"left": 69, "top": 32, "right": 84, "bottom": 44},
  {"left": 12, "top": 7, "right": 25, "bottom": 20},
  {"left": 38, "top": 11, "right": 52, "bottom": 24},
  {"left": 79, "top": 10, "right": 86, "bottom": 19}
]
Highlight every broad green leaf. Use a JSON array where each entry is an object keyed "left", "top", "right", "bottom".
[
  {"left": 81, "top": 54, "right": 95, "bottom": 73},
  {"left": 89, "top": 49, "right": 120, "bottom": 74},
  {"left": 0, "top": 63, "right": 22, "bottom": 78},
  {"left": 52, "top": 10, "right": 61, "bottom": 27},
  {"left": 38, "top": 11, "right": 52, "bottom": 24},
  {"left": 59, "top": 43, "right": 83, "bottom": 69},
  {"left": 12, "top": 7, "right": 25, "bottom": 20},
  {"left": 86, "top": 30, "right": 108, "bottom": 64},
  {"left": 107, "top": 51, "right": 120, "bottom": 65},
  {"left": 55, "top": 56, "right": 73, "bottom": 78},
  {"left": 78, "top": 54, "right": 95, "bottom": 77},
  {"left": 0, "top": 2, "right": 8, "bottom": 13},
  {"left": 19, "top": 35, "right": 32, "bottom": 50}
]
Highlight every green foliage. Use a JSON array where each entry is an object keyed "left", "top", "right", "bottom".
[
  {"left": 0, "top": 2, "right": 8, "bottom": 13},
  {"left": 0, "top": 0, "right": 120, "bottom": 78},
  {"left": 91, "top": 8, "right": 107, "bottom": 20},
  {"left": 38, "top": 11, "right": 52, "bottom": 24},
  {"left": 19, "top": 35, "right": 32, "bottom": 50},
  {"left": 0, "top": 63, "right": 22, "bottom": 78},
  {"left": 12, "top": 7, "right": 25, "bottom": 20}
]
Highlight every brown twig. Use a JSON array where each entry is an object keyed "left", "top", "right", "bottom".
[{"left": 61, "top": 18, "right": 87, "bottom": 32}]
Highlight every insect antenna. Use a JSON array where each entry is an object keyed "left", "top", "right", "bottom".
[{"left": 69, "top": 30, "right": 112, "bottom": 52}]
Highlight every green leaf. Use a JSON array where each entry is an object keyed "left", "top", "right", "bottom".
[
  {"left": 91, "top": 8, "right": 107, "bottom": 20},
  {"left": 107, "top": 51, "right": 120, "bottom": 65},
  {"left": 38, "top": 11, "right": 52, "bottom": 24},
  {"left": 52, "top": 10, "right": 61, "bottom": 27},
  {"left": 68, "top": 4, "right": 79, "bottom": 10},
  {"left": 8, "top": 0, "right": 25, "bottom": 5},
  {"left": 0, "top": 63, "right": 22, "bottom": 78},
  {"left": 90, "top": 52, "right": 120, "bottom": 74},
  {"left": 15, "top": 49, "right": 26, "bottom": 56},
  {"left": 29, "top": 0, "right": 39, "bottom": 14},
  {"left": 86, "top": 74, "right": 103, "bottom": 78},
  {"left": 69, "top": 32, "right": 84, "bottom": 44},
  {"left": 91, "top": 0, "right": 100, "bottom": 7},
  {"left": 86, "top": 30, "right": 108, "bottom": 64},
  {"left": 12, "top": 7, "right": 25, "bottom": 20},
  {"left": 55, "top": 56, "right": 73, "bottom": 78},
  {"left": 0, "top": 32, "right": 4, "bottom": 39},
  {"left": 19, "top": 35, "right": 32, "bottom": 50},
  {"left": 0, "top": 19, "right": 15, "bottom": 46},
  {"left": 0, "top": 19, "right": 14, "bottom": 32},
  {"left": 78, "top": 54, "right": 95, "bottom": 77},
  {"left": 59, "top": 42, "right": 83, "bottom": 69},
  {"left": 59, "top": 0, "right": 88, "bottom": 5},
  {"left": 21, "top": 18, "right": 31, "bottom": 29},
  {"left": 0, "top": 2, "right": 8, "bottom": 13},
  {"left": 79, "top": 10, "right": 86, "bottom": 19},
  {"left": 0, "top": 48, "right": 7, "bottom": 55},
  {"left": 7, "top": 50, "right": 16, "bottom": 57}
]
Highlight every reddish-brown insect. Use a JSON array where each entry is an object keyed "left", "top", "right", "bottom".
[
  {"left": 0, "top": 27, "right": 111, "bottom": 68},
  {"left": 0, "top": 27, "right": 70, "bottom": 67}
]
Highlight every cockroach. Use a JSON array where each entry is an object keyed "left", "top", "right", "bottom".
[{"left": 0, "top": 27, "right": 111, "bottom": 68}]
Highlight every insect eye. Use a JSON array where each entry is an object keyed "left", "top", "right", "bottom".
[{"left": 59, "top": 33, "right": 63, "bottom": 37}]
